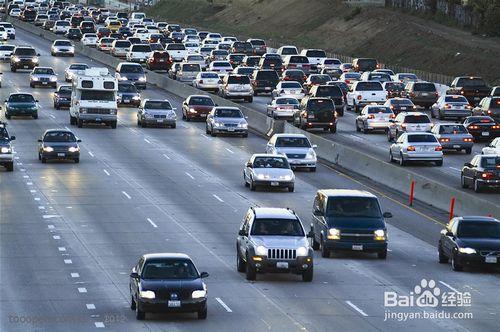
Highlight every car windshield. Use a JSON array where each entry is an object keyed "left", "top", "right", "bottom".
[
  {"left": 385, "top": 83, "right": 404, "bottom": 90},
  {"left": 275, "top": 137, "right": 311, "bottom": 148},
  {"left": 58, "top": 86, "right": 72, "bottom": 93},
  {"left": 44, "top": 131, "right": 76, "bottom": 142},
  {"left": 215, "top": 108, "right": 242, "bottom": 118},
  {"left": 345, "top": 73, "right": 361, "bottom": 79},
  {"left": 326, "top": 197, "right": 382, "bottom": 218},
  {"left": 390, "top": 99, "right": 413, "bottom": 105},
  {"left": 189, "top": 97, "right": 214, "bottom": 106},
  {"left": 405, "top": 115, "right": 430, "bottom": 123},
  {"left": 118, "top": 84, "right": 137, "bottom": 93},
  {"left": 276, "top": 98, "right": 299, "bottom": 105},
  {"left": 0, "top": 127, "right": 8, "bottom": 140},
  {"left": 145, "top": 101, "right": 172, "bottom": 109},
  {"left": 414, "top": 83, "right": 436, "bottom": 92},
  {"left": 34, "top": 68, "right": 55, "bottom": 75},
  {"left": 167, "top": 44, "right": 185, "bottom": 50},
  {"left": 230, "top": 54, "right": 244, "bottom": 60},
  {"left": 281, "top": 82, "right": 302, "bottom": 89},
  {"left": 281, "top": 47, "right": 297, "bottom": 55},
  {"left": 213, "top": 61, "right": 231, "bottom": 68},
  {"left": 201, "top": 72, "right": 219, "bottom": 79},
  {"left": 310, "top": 75, "right": 330, "bottom": 83},
  {"left": 491, "top": 98, "right": 500, "bottom": 108},
  {"left": 188, "top": 55, "right": 204, "bottom": 61},
  {"left": 399, "top": 74, "right": 418, "bottom": 79},
  {"left": 81, "top": 90, "right": 115, "bottom": 101},
  {"left": 439, "top": 125, "right": 467, "bottom": 134},
  {"left": 456, "top": 78, "right": 487, "bottom": 87},
  {"left": 0, "top": 45, "right": 15, "bottom": 51},
  {"left": 289, "top": 56, "right": 308, "bottom": 63},
  {"left": 458, "top": 222, "right": 500, "bottom": 238},
  {"left": 367, "top": 107, "right": 392, "bottom": 114},
  {"left": 257, "top": 71, "right": 278, "bottom": 80},
  {"left": 121, "top": 65, "right": 144, "bottom": 74},
  {"left": 253, "top": 156, "right": 289, "bottom": 169},
  {"left": 251, "top": 218, "right": 304, "bottom": 236},
  {"left": 468, "top": 116, "right": 494, "bottom": 124},
  {"left": 357, "top": 82, "right": 383, "bottom": 91},
  {"left": 116, "top": 41, "right": 131, "bottom": 47},
  {"left": 407, "top": 134, "right": 437, "bottom": 143},
  {"left": 9, "top": 94, "right": 35, "bottom": 102},
  {"left": 369, "top": 73, "right": 391, "bottom": 81},
  {"left": 55, "top": 40, "right": 72, "bottom": 46},
  {"left": 325, "top": 59, "right": 341, "bottom": 65},
  {"left": 69, "top": 64, "right": 88, "bottom": 70},
  {"left": 228, "top": 76, "right": 250, "bottom": 84},
  {"left": 250, "top": 39, "right": 265, "bottom": 46},
  {"left": 132, "top": 45, "right": 151, "bottom": 52},
  {"left": 481, "top": 157, "right": 500, "bottom": 169},
  {"left": 306, "top": 50, "right": 326, "bottom": 57},
  {"left": 16, "top": 48, "right": 36, "bottom": 56},
  {"left": 142, "top": 260, "right": 199, "bottom": 280},
  {"left": 307, "top": 99, "right": 334, "bottom": 112},
  {"left": 444, "top": 96, "right": 468, "bottom": 103},
  {"left": 182, "top": 64, "right": 200, "bottom": 71},
  {"left": 237, "top": 68, "right": 254, "bottom": 75},
  {"left": 315, "top": 86, "right": 342, "bottom": 97}
]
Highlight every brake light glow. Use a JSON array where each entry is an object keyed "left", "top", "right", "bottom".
[
  {"left": 439, "top": 138, "right": 450, "bottom": 142},
  {"left": 481, "top": 172, "right": 494, "bottom": 179},
  {"left": 357, "top": 95, "right": 362, "bottom": 100},
  {"left": 463, "top": 138, "right": 473, "bottom": 142},
  {"left": 468, "top": 125, "right": 479, "bottom": 129},
  {"left": 493, "top": 125, "right": 500, "bottom": 129},
  {"left": 407, "top": 146, "right": 416, "bottom": 151},
  {"left": 389, "top": 114, "right": 396, "bottom": 119},
  {"left": 367, "top": 114, "right": 375, "bottom": 119},
  {"left": 444, "top": 104, "right": 451, "bottom": 109},
  {"left": 435, "top": 146, "right": 443, "bottom": 151}
]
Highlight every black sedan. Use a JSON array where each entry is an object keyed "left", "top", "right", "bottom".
[
  {"left": 461, "top": 154, "right": 500, "bottom": 192},
  {"left": 438, "top": 216, "right": 500, "bottom": 271},
  {"left": 463, "top": 116, "right": 500, "bottom": 141},
  {"left": 38, "top": 129, "right": 81, "bottom": 163},
  {"left": 53, "top": 85, "right": 72, "bottom": 109},
  {"left": 130, "top": 253, "right": 209, "bottom": 320},
  {"left": 65, "top": 28, "right": 82, "bottom": 40}
]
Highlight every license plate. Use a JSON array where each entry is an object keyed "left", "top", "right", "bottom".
[
  {"left": 168, "top": 300, "right": 181, "bottom": 308},
  {"left": 482, "top": 132, "right": 490, "bottom": 136},
  {"left": 159, "top": 59, "right": 165, "bottom": 62},
  {"left": 124, "top": 99, "right": 130, "bottom": 103},
  {"left": 201, "top": 114, "right": 207, "bottom": 117},
  {"left": 485, "top": 256, "right": 497, "bottom": 264},
  {"left": 400, "top": 107, "right": 406, "bottom": 110},
  {"left": 276, "top": 262, "right": 289, "bottom": 269},
  {"left": 453, "top": 145, "right": 460, "bottom": 148},
  {"left": 474, "top": 97, "right": 480, "bottom": 100},
  {"left": 352, "top": 245, "right": 363, "bottom": 251},
  {"left": 227, "top": 128, "right": 235, "bottom": 131},
  {"left": 57, "top": 153, "right": 65, "bottom": 157},
  {"left": 42, "top": 82, "right": 47, "bottom": 85},
  {"left": 265, "top": 87, "right": 271, "bottom": 91},
  {"left": 422, "top": 93, "right": 428, "bottom": 96},
  {"left": 95, "top": 118, "right": 101, "bottom": 122},
  {"left": 24, "top": 65, "right": 28, "bottom": 68},
  {"left": 156, "top": 119, "right": 164, "bottom": 123},
  {"left": 270, "top": 181, "right": 279, "bottom": 186}
]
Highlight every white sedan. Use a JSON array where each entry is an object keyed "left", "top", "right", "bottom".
[
  {"left": 51, "top": 40, "right": 75, "bottom": 57},
  {"left": 266, "top": 97, "right": 300, "bottom": 120},
  {"left": 81, "top": 33, "right": 98, "bottom": 47},
  {"left": 243, "top": 154, "right": 295, "bottom": 192},
  {"left": 193, "top": 71, "right": 220, "bottom": 92},
  {"left": 355, "top": 105, "right": 395, "bottom": 133},
  {"left": 389, "top": 132, "right": 443, "bottom": 166},
  {"left": 271, "top": 81, "right": 305, "bottom": 100},
  {"left": 0, "top": 26, "right": 7, "bottom": 41},
  {"left": 208, "top": 61, "right": 233, "bottom": 78},
  {"left": 482, "top": 137, "right": 500, "bottom": 155}
]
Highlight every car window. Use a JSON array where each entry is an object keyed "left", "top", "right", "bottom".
[
  {"left": 118, "top": 84, "right": 137, "bottom": 93},
  {"left": 34, "top": 68, "right": 55, "bottom": 75},
  {"left": 307, "top": 99, "right": 334, "bottom": 112},
  {"left": 142, "top": 260, "right": 198, "bottom": 279},
  {"left": 251, "top": 218, "right": 304, "bottom": 236},
  {"left": 275, "top": 137, "right": 311, "bottom": 147},
  {"left": 444, "top": 96, "right": 468, "bottom": 103},
  {"left": 439, "top": 125, "right": 467, "bottom": 134},
  {"left": 276, "top": 98, "right": 299, "bottom": 105},
  {"left": 404, "top": 115, "right": 430, "bottom": 123},
  {"left": 326, "top": 197, "right": 382, "bottom": 219},
  {"left": 253, "top": 157, "right": 289, "bottom": 169},
  {"left": 214, "top": 108, "right": 243, "bottom": 118},
  {"left": 480, "top": 156, "right": 500, "bottom": 169},
  {"left": 228, "top": 76, "right": 250, "bottom": 84},
  {"left": 182, "top": 64, "right": 200, "bottom": 71},
  {"left": 44, "top": 131, "right": 76, "bottom": 142},
  {"left": 81, "top": 90, "right": 114, "bottom": 101},
  {"left": 356, "top": 82, "right": 383, "bottom": 91},
  {"left": 167, "top": 44, "right": 185, "bottom": 50},
  {"left": 121, "top": 65, "right": 144, "bottom": 73},
  {"left": 407, "top": 134, "right": 437, "bottom": 143},
  {"left": 367, "top": 106, "right": 392, "bottom": 114},
  {"left": 289, "top": 56, "right": 308, "bottom": 63},
  {"left": 201, "top": 72, "right": 219, "bottom": 79},
  {"left": 456, "top": 78, "right": 487, "bottom": 87},
  {"left": 256, "top": 71, "right": 279, "bottom": 80},
  {"left": 189, "top": 97, "right": 214, "bottom": 106},
  {"left": 9, "top": 94, "right": 35, "bottom": 102},
  {"left": 144, "top": 101, "right": 172, "bottom": 109},
  {"left": 457, "top": 222, "right": 500, "bottom": 238},
  {"left": 280, "top": 82, "right": 301, "bottom": 89},
  {"left": 413, "top": 83, "right": 436, "bottom": 92}
]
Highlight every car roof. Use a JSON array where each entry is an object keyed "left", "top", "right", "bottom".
[
  {"left": 252, "top": 153, "right": 286, "bottom": 158},
  {"left": 143, "top": 253, "right": 192, "bottom": 260},
  {"left": 456, "top": 216, "right": 499, "bottom": 222},
  {"left": 44, "top": 128, "right": 73, "bottom": 134},
  {"left": 253, "top": 207, "right": 297, "bottom": 219},
  {"left": 319, "top": 189, "right": 377, "bottom": 198},
  {"left": 401, "top": 111, "right": 428, "bottom": 116},
  {"left": 272, "top": 133, "right": 308, "bottom": 139}
]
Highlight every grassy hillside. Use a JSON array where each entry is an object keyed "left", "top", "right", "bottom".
[{"left": 147, "top": 0, "right": 500, "bottom": 84}]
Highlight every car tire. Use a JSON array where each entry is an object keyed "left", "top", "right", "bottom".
[
  {"left": 205, "top": 125, "right": 210, "bottom": 134},
  {"left": 355, "top": 122, "right": 360, "bottom": 132},
  {"left": 5, "top": 113, "right": 11, "bottom": 119},
  {"left": 33, "top": 113, "right": 38, "bottom": 119},
  {"left": 465, "top": 148, "right": 472, "bottom": 154},
  {"left": 438, "top": 245, "right": 448, "bottom": 263},
  {"left": 311, "top": 235, "right": 320, "bottom": 250},
  {"left": 236, "top": 249, "right": 246, "bottom": 272},
  {"left": 77, "top": 119, "right": 83, "bottom": 128},
  {"left": 435, "top": 160, "right": 443, "bottom": 167},
  {"left": 377, "top": 249, "right": 387, "bottom": 259},
  {"left": 386, "top": 130, "right": 392, "bottom": 142},
  {"left": 135, "top": 303, "right": 145, "bottom": 320},
  {"left": 461, "top": 174, "right": 469, "bottom": 188},
  {"left": 249, "top": 179, "right": 256, "bottom": 191},
  {"left": 38, "top": 153, "right": 41, "bottom": 161},
  {"left": 210, "top": 128, "right": 216, "bottom": 137},
  {"left": 302, "top": 267, "right": 313, "bottom": 282},
  {"left": 130, "top": 296, "right": 136, "bottom": 310},
  {"left": 330, "top": 126, "right": 336, "bottom": 133},
  {"left": 288, "top": 185, "right": 294, "bottom": 192},
  {"left": 320, "top": 237, "right": 329, "bottom": 258},
  {"left": 70, "top": 116, "right": 76, "bottom": 125},
  {"left": 171, "top": 123, "right": 176, "bottom": 129},
  {"left": 399, "top": 153, "right": 406, "bottom": 166},
  {"left": 30, "top": 82, "right": 34, "bottom": 88},
  {"left": 451, "top": 253, "right": 463, "bottom": 271},
  {"left": 74, "top": 158, "right": 79, "bottom": 164},
  {"left": 309, "top": 167, "right": 316, "bottom": 172},
  {"left": 197, "top": 307, "right": 207, "bottom": 320},
  {"left": 389, "top": 151, "right": 394, "bottom": 163},
  {"left": 473, "top": 179, "right": 482, "bottom": 193},
  {"left": 11, "top": 67, "right": 16, "bottom": 72},
  {"left": 5, "top": 161, "right": 13, "bottom": 172},
  {"left": 245, "top": 254, "right": 256, "bottom": 281},
  {"left": 41, "top": 157, "right": 47, "bottom": 163},
  {"left": 242, "top": 133, "right": 248, "bottom": 138},
  {"left": 438, "top": 112, "right": 444, "bottom": 120}
]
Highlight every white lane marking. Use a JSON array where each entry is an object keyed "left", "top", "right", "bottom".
[
  {"left": 387, "top": 248, "right": 392, "bottom": 252},
  {"left": 86, "top": 304, "right": 96, "bottom": 310},
  {"left": 261, "top": 319, "right": 272, "bottom": 329},
  {"left": 27, "top": 182, "right": 33, "bottom": 185},
  {"left": 49, "top": 114, "right": 56, "bottom": 119},
  {"left": 348, "top": 134, "right": 365, "bottom": 142},
  {"left": 346, "top": 301, "right": 368, "bottom": 317},
  {"left": 43, "top": 215, "right": 60, "bottom": 219},
  {"left": 48, "top": 225, "right": 55, "bottom": 229},
  {"left": 64, "top": 259, "right": 73, "bottom": 264},
  {"left": 38, "top": 206, "right": 45, "bottom": 210},
  {"left": 20, "top": 168, "right": 26, "bottom": 171},
  {"left": 147, "top": 218, "right": 158, "bottom": 228},
  {"left": 78, "top": 287, "right": 87, "bottom": 293},
  {"left": 58, "top": 247, "right": 66, "bottom": 252},
  {"left": 17, "top": 162, "right": 23, "bottom": 165},
  {"left": 34, "top": 197, "right": 40, "bottom": 201},
  {"left": 66, "top": 206, "right": 72, "bottom": 209},
  {"left": 94, "top": 322, "right": 105, "bottom": 328},
  {"left": 225, "top": 148, "right": 234, "bottom": 154},
  {"left": 449, "top": 167, "right": 461, "bottom": 172},
  {"left": 88, "top": 151, "right": 94, "bottom": 157},
  {"left": 121, "top": 191, "right": 131, "bottom": 199},
  {"left": 212, "top": 194, "right": 224, "bottom": 202},
  {"left": 23, "top": 175, "right": 29, "bottom": 178},
  {"left": 185, "top": 172, "right": 195, "bottom": 179},
  {"left": 30, "top": 189, "right": 36, "bottom": 193},
  {"left": 163, "top": 153, "right": 170, "bottom": 160},
  {"left": 53, "top": 235, "right": 61, "bottom": 240},
  {"left": 439, "top": 281, "right": 459, "bottom": 293},
  {"left": 144, "top": 138, "right": 151, "bottom": 144},
  {"left": 201, "top": 134, "right": 211, "bottom": 140},
  {"left": 64, "top": 126, "right": 70, "bottom": 131},
  {"left": 103, "top": 169, "right": 110, "bottom": 176},
  {"left": 71, "top": 273, "right": 80, "bottom": 278},
  {"left": 215, "top": 297, "right": 233, "bottom": 312}
]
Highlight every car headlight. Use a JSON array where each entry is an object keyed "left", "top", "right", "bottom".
[
  {"left": 138, "top": 76, "right": 146, "bottom": 82},
  {"left": 296, "top": 246, "right": 308, "bottom": 256},
  {"left": 327, "top": 228, "right": 340, "bottom": 240},
  {"left": 32, "top": 76, "right": 39, "bottom": 81},
  {"left": 139, "top": 290, "right": 155, "bottom": 299},
  {"left": 279, "top": 174, "right": 293, "bottom": 181},
  {"left": 109, "top": 109, "right": 117, "bottom": 115},
  {"left": 167, "top": 112, "right": 176, "bottom": 119},
  {"left": 214, "top": 122, "right": 224, "bottom": 127},
  {"left": 191, "top": 289, "right": 207, "bottom": 299},
  {"left": 238, "top": 122, "right": 248, "bottom": 128},
  {"left": 256, "top": 173, "right": 269, "bottom": 180},
  {"left": 189, "top": 108, "right": 197, "bottom": 113},
  {"left": 144, "top": 112, "right": 153, "bottom": 118},
  {"left": 306, "top": 150, "right": 316, "bottom": 160},
  {"left": 50, "top": 76, "right": 57, "bottom": 82},
  {"left": 374, "top": 229, "right": 386, "bottom": 241},
  {"left": 32, "top": 57, "right": 39, "bottom": 63},
  {"left": 119, "top": 76, "right": 128, "bottom": 81},
  {"left": 43, "top": 146, "right": 54, "bottom": 152},
  {"left": 255, "top": 245, "right": 267, "bottom": 256},
  {"left": 458, "top": 247, "right": 476, "bottom": 254},
  {"left": 68, "top": 147, "right": 79, "bottom": 153},
  {"left": 1, "top": 147, "right": 11, "bottom": 153},
  {"left": 80, "top": 108, "right": 88, "bottom": 114},
  {"left": 12, "top": 56, "right": 20, "bottom": 62},
  {"left": 132, "top": 96, "right": 141, "bottom": 100}
]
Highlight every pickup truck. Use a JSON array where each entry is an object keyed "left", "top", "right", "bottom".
[
  {"left": 447, "top": 77, "right": 491, "bottom": 106},
  {"left": 347, "top": 81, "right": 387, "bottom": 113},
  {"left": 165, "top": 43, "right": 188, "bottom": 62}
]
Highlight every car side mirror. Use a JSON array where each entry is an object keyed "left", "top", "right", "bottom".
[
  {"left": 9, "top": 136, "right": 15, "bottom": 141},
  {"left": 313, "top": 208, "right": 323, "bottom": 216},
  {"left": 238, "top": 229, "right": 247, "bottom": 236},
  {"left": 77, "top": 139, "right": 82, "bottom": 143},
  {"left": 37, "top": 53, "right": 41, "bottom": 56},
  {"left": 312, "top": 144, "right": 317, "bottom": 149},
  {"left": 445, "top": 231, "right": 454, "bottom": 237},
  {"left": 36, "top": 100, "right": 39, "bottom": 103},
  {"left": 37, "top": 139, "right": 42, "bottom": 142},
  {"left": 130, "top": 272, "right": 139, "bottom": 279},
  {"left": 307, "top": 225, "right": 314, "bottom": 238},
  {"left": 200, "top": 272, "right": 209, "bottom": 278},
  {"left": 4, "top": 100, "right": 7, "bottom": 102},
  {"left": 383, "top": 212, "right": 393, "bottom": 218},
  {"left": 246, "top": 161, "right": 252, "bottom": 168},
  {"left": 463, "top": 162, "right": 472, "bottom": 168}
]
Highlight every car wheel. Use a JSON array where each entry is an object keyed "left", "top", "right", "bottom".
[
  {"left": 473, "top": 179, "right": 482, "bottom": 193},
  {"left": 5, "top": 113, "right": 11, "bottom": 119},
  {"left": 5, "top": 161, "right": 13, "bottom": 172},
  {"left": 11, "top": 67, "right": 16, "bottom": 72},
  {"left": 245, "top": 254, "right": 256, "bottom": 281},
  {"left": 38, "top": 153, "right": 41, "bottom": 161},
  {"left": 311, "top": 234, "right": 320, "bottom": 250},
  {"left": 236, "top": 249, "right": 246, "bottom": 272},
  {"left": 135, "top": 303, "right": 145, "bottom": 320},
  {"left": 377, "top": 249, "right": 387, "bottom": 259},
  {"left": 320, "top": 237, "right": 329, "bottom": 258},
  {"left": 249, "top": 179, "right": 256, "bottom": 191},
  {"left": 288, "top": 185, "right": 294, "bottom": 192},
  {"left": 330, "top": 126, "right": 337, "bottom": 133},
  {"left": 205, "top": 125, "right": 210, "bottom": 134},
  {"left": 386, "top": 130, "right": 392, "bottom": 142},
  {"left": 399, "top": 153, "right": 406, "bottom": 166},
  {"left": 355, "top": 121, "right": 360, "bottom": 132},
  {"left": 70, "top": 116, "right": 76, "bottom": 125},
  {"left": 435, "top": 160, "right": 443, "bottom": 167},
  {"left": 33, "top": 113, "right": 38, "bottom": 119},
  {"left": 210, "top": 127, "right": 216, "bottom": 137},
  {"left": 171, "top": 123, "right": 176, "bottom": 129},
  {"left": 389, "top": 151, "right": 394, "bottom": 163},
  {"left": 461, "top": 174, "right": 469, "bottom": 188},
  {"left": 451, "top": 253, "right": 463, "bottom": 271},
  {"left": 242, "top": 132, "right": 248, "bottom": 138},
  {"left": 74, "top": 158, "right": 79, "bottom": 164},
  {"left": 41, "top": 157, "right": 47, "bottom": 163},
  {"left": 130, "top": 296, "right": 136, "bottom": 310},
  {"left": 77, "top": 119, "right": 83, "bottom": 128},
  {"left": 465, "top": 148, "right": 472, "bottom": 154},
  {"left": 197, "top": 307, "right": 207, "bottom": 320},
  {"left": 438, "top": 244, "right": 448, "bottom": 263},
  {"left": 302, "top": 267, "right": 313, "bottom": 282}
]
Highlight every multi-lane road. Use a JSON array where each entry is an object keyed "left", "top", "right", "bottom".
[{"left": 1, "top": 25, "right": 499, "bottom": 332}]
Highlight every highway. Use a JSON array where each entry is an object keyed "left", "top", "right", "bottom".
[{"left": 0, "top": 27, "right": 499, "bottom": 331}]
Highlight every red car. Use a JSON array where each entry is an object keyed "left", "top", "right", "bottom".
[
  {"left": 182, "top": 95, "right": 216, "bottom": 121},
  {"left": 146, "top": 51, "right": 172, "bottom": 71}
]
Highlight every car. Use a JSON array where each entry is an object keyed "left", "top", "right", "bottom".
[
  {"left": 193, "top": 71, "right": 220, "bottom": 92},
  {"left": 53, "top": 85, "right": 72, "bottom": 109},
  {"left": 430, "top": 94, "right": 472, "bottom": 120},
  {"left": 389, "top": 132, "right": 443, "bottom": 166},
  {"left": 30, "top": 67, "right": 57, "bottom": 88},
  {"left": 64, "top": 63, "right": 89, "bottom": 82},
  {"left": 311, "top": 189, "right": 391, "bottom": 258},
  {"left": 205, "top": 107, "right": 248, "bottom": 137},
  {"left": 118, "top": 26, "right": 133, "bottom": 38},
  {"left": 463, "top": 116, "right": 500, "bottom": 141},
  {"left": 129, "top": 253, "right": 209, "bottom": 320},
  {"left": 482, "top": 137, "right": 500, "bottom": 155},
  {"left": 9, "top": 8, "right": 21, "bottom": 17},
  {"left": 208, "top": 49, "right": 228, "bottom": 62},
  {"left": 352, "top": 58, "right": 379, "bottom": 72},
  {"left": 347, "top": 81, "right": 387, "bottom": 113},
  {"left": 51, "top": 39, "right": 75, "bottom": 57},
  {"left": 266, "top": 97, "right": 300, "bottom": 120},
  {"left": 430, "top": 123, "right": 474, "bottom": 154},
  {"left": 300, "top": 49, "right": 326, "bottom": 73},
  {"left": 107, "top": 20, "right": 121, "bottom": 32},
  {"left": 272, "top": 81, "right": 305, "bottom": 101},
  {"left": 387, "top": 112, "right": 433, "bottom": 142},
  {"left": 461, "top": 154, "right": 500, "bottom": 192},
  {"left": 228, "top": 53, "right": 245, "bottom": 68},
  {"left": 184, "top": 54, "right": 206, "bottom": 71},
  {"left": 265, "top": 134, "right": 317, "bottom": 171},
  {"left": 360, "top": 71, "right": 392, "bottom": 83},
  {"left": 176, "top": 63, "right": 201, "bottom": 85},
  {"left": 318, "top": 58, "right": 342, "bottom": 72},
  {"left": 243, "top": 154, "right": 295, "bottom": 191},
  {"left": 165, "top": 43, "right": 188, "bottom": 62},
  {"left": 339, "top": 63, "right": 353, "bottom": 72},
  {"left": 392, "top": 73, "right": 419, "bottom": 84},
  {"left": 276, "top": 45, "right": 298, "bottom": 60},
  {"left": 339, "top": 72, "right": 361, "bottom": 88},
  {"left": 281, "top": 69, "right": 307, "bottom": 84},
  {"left": 251, "top": 69, "right": 279, "bottom": 95},
  {"left": 438, "top": 216, "right": 500, "bottom": 271},
  {"left": 65, "top": 28, "right": 82, "bottom": 40},
  {"left": 230, "top": 41, "right": 253, "bottom": 55},
  {"left": 168, "top": 63, "right": 182, "bottom": 80},
  {"left": 293, "top": 97, "right": 337, "bottom": 132},
  {"left": 403, "top": 81, "right": 439, "bottom": 109},
  {"left": 321, "top": 67, "right": 343, "bottom": 80},
  {"left": 98, "top": 37, "right": 116, "bottom": 53},
  {"left": 207, "top": 61, "right": 233, "bottom": 78},
  {"left": 199, "top": 45, "right": 215, "bottom": 59},
  {"left": 53, "top": 20, "right": 71, "bottom": 34},
  {"left": 137, "top": 99, "right": 177, "bottom": 128},
  {"left": 355, "top": 105, "right": 395, "bottom": 133},
  {"left": 115, "top": 62, "right": 147, "bottom": 89},
  {"left": 236, "top": 207, "right": 314, "bottom": 281},
  {"left": 79, "top": 21, "right": 96, "bottom": 34},
  {"left": 447, "top": 76, "right": 491, "bottom": 106},
  {"left": 258, "top": 56, "right": 283, "bottom": 75},
  {"left": 146, "top": 51, "right": 172, "bottom": 71},
  {"left": 383, "top": 98, "right": 416, "bottom": 115},
  {"left": 0, "top": 22, "right": 15, "bottom": 39},
  {"left": 181, "top": 95, "right": 216, "bottom": 121},
  {"left": 81, "top": 33, "right": 98, "bottom": 47},
  {"left": 10, "top": 46, "right": 39, "bottom": 72},
  {"left": 111, "top": 40, "right": 132, "bottom": 58},
  {"left": 473, "top": 96, "right": 500, "bottom": 122},
  {"left": 283, "top": 55, "right": 311, "bottom": 75},
  {"left": 38, "top": 129, "right": 81, "bottom": 163},
  {"left": 117, "top": 82, "right": 141, "bottom": 107},
  {"left": 0, "top": 121, "right": 15, "bottom": 171},
  {"left": 242, "top": 55, "right": 261, "bottom": 68},
  {"left": 0, "top": 26, "right": 7, "bottom": 41},
  {"left": 308, "top": 84, "right": 346, "bottom": 116},
  {"left": 247, "top": 38, "right": 266, "bottom": 56},
  {"left": 232, "top": 66, "right": 256, "bottom": 77},
  {"left": 0, "top": 44, "right": 15, "bottom": 61},
  {"left": 383, "top": 81, "right": 406, "bottom": 99}
]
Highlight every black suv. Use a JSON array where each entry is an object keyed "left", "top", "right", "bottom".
[
  {"left": 251, "top": 69, "right": 279, "bottom": 95},
  {"left": 311, "top": 189, "right": 392, "bottom": 259},
  {"left": 10, "top": 46, "right": 40, "bottom": 72},
  {"left": 293, "top": 97, "right": 337, "bottom": 132},
  {"left": 308, "top": 85, "right": 346, "bottom": 116}
]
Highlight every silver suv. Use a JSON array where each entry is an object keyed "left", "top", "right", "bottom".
[{"left": 236, "top": 207, "right": 314, "bottom": 282}]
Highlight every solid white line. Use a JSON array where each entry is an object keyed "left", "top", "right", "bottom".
[
  {"left": 30, "top": 189, "right": 36, "bottom": 193},
  {"left": 64, "top": 126, "right": 70, "bottom": 131},
  {"left": 144, "top": 138, "right": 151, "bottom": 144},
  {"left": 121, "top": 191, "right": 131, "bottom": 199},
  {"left": 20, "top": 168, "right": 25, "bottom": 171},
  {"left": 58, "top": 247, "right": 66, "bottom": 252},
  {"left": 43, "top": 215, "right": 60, "bottom": 219},
  {"left": 38, "top": 206, "right": 45, "bottom": 210},
  {"left": 449, "top": 167, "right": 461, "bottom": 172},
  {"left": 346, "top": 301, "right": 368, "bottom": 317},
  {"left": 86, "top": 304, "right": 96, "bottom": 310},
  {"left": 103, "top": 169, "right": 110, "bottom": 176},
  {"left": 94, "top": 322, "right": 105, "bottom": 328},
  {"left": 439, "top": 281, "right": 459, "bottom": 293},
  {"left": 225, "top": 148, "right": 234, "bottom": 154},
  {"left": 215, "top": 297, "right": 233, "bottom": 312},
  {"left": 185, "top": 172, "right": 195, "bottom": 179},
  {"left": 88, "top": 151, "right": 94, "bottom": 157},
  {"left": 48, "top": 225, "right": 55, "bottom": 229},
  {"left": 27, "top": 182, "right": 33, "bottom": 185},
  {"left": 212, "top": 194, "right": 224, "bottom": 202},
  {"left": 53, "top": 235, "right": 61, "bottom": 240},
  {"left": 23, "top": 175, "right": 29, "bottom": 178},
  {"left": 163, "top": 154, "right": 170, "bottom": 160},
  {"left": 64, "top": 259, "right": 72, "bottom": 264},
  {"left": 49, "top": 114, "right": 55, "bottom": 119},
  {"left": 71, "top": 273, "right": 80, "bottom": 278},
  {"left": 78, "top": 287, "right": 87, "bottom": 293},
  {"left": 147, "top": 218, "right": 158, "bottom": 228},
  {"left": 34, "top": 197, "right": 40, "bottom": 201}
]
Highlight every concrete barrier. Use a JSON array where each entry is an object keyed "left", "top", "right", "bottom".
[{"left": 8, "top": 17, "right": 499, "bottom": 218}]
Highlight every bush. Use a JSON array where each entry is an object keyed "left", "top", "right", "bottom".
[{"left": 344, "top": 6, "right": 362, "bottom": 21}]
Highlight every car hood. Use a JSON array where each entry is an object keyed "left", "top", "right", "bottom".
[
  {"left": 274, "top": 147, "right": 312, "bottom": 155},
  {"left": 43, "top": 142, "right": 78, "bottom": 148},
  {"left": 456, "top": 238, "right": 500, "bottom": 251},
  {"left": 325, "top": 217, "right": 385, "bottom": 229},
  {"left": 251, "top": 236, "right": 308, "bottom": 248},
  {"left": 252, "top": 168, "right": 293, "bottom": 178},
  {"left": 121, "top": 73, "right": 144, "bottom": 79},
  {"left": 144, "top": 108, "right": 175, "bottom": 114},
  {"left": 214, "top": 117, "right": 246, "bottom": 124},
  {"left": 190, "top": 105, "right": 214, "bottom": 111},
  {"left": 140, "top": 278, "right": 203, "bottom": 292}
]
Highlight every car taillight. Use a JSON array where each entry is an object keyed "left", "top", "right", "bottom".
[
  {"left": 439, "top": 138, "right": 450, "bottom": 143},
  {"left": 345, "top": 79, "right": 350, "bottom": 84},
  {"left": 288, "top": 64, "right": 296, "bottom": 68},
  {"left": 367, "top": 114, "right": 375, "bottom": 119},
  {"left": 407, "top": 146, "right": 416, "bottom": 151},
  {"left": 444, "top": 104, "right": 451, "bottom": 109},
  {"left": 468, "top": 125, "right": 478, "bottom": 129},
  {"left": 460, "top": 90, "right": 464, "bottom": 95},
  {"left": 435, "top": 92, "right": 439, "bottom": 97},
  {"left": 435, "top": 146, "right": 443, "bottom": 151},
  {"left": 463, "top": 138, "right": 473, "bottom": 142},
  {"left": 493, "top": 125, "right": 500, "bottom": 129},
  {"left": 410, "top": 92, "right": 415, "bottom": 97},
  {"left": 481, "top": 172, "right": 494, "bottom": 179},
  {"left": 303, "top": 75, "right": 307, "bottom": 81},
  {"left": 284, "top": 76, "right": 289, "bottom": 80},
  {"left": 401, "top": 123, "right": 407, "bottom": 129},
  {"left": 389, "top": 114, "right": 396, "bottom": 119},
  {"left": 357, "top": 95, "right": 362, "bottom": 100}
]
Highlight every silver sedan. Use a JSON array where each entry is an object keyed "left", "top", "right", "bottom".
[
  {"left": 431, "top": 95, "right": 472, "bottom": 120},
  {"left": 271, "top": 81, "right": 305, "bottom": 100},
  {"left": 431, "top": 123, "right": 474, "bottom": 154},
  {"left": 266, "top": 97, "right": 300, "bottom": 120},
  {"left": 51, "top": 40, "right": 75, "bottom": 57},
  {"left": 243, "top": 154, "right": 295, "bottom": 192},
  {"left": 206, "top": 107, "right": 248, "bottom": 137},
  {"left": 355, "top": 105, "right": 394, "bottom": 133},
  {"left": 389, "top": 132, "right": 443, "bottom": 166},
  {"left": 30, "top": 67, "right": 57, "bottom": 88}
]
